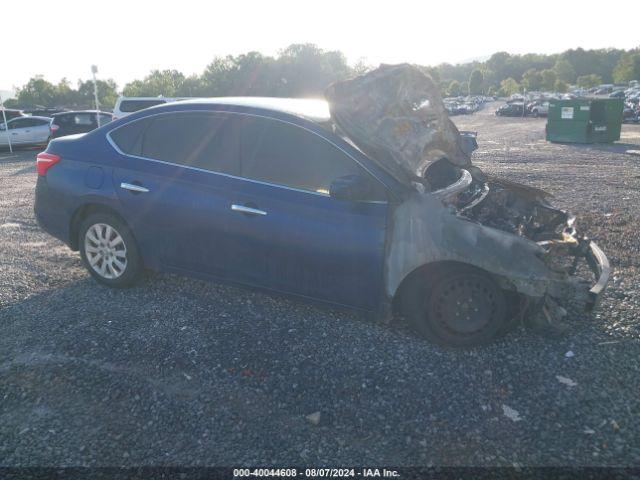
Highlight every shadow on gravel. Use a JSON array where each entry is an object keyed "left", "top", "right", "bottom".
[{"left": 3, "top": 271, "right": 637, "bottom": 466}]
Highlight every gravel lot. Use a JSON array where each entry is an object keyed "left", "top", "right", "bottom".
[{"left": 1, "top": 106, "right": 639, "bottom": 467}]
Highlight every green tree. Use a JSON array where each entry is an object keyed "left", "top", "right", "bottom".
[
  {"left": 576, "top": 74, "right": 603, "bottom": 88},
  {"left": 499, "top": 77, "right": 520, "bottom": 96},
  {"left": 55, "top": 78, "right": 78, "bottom": 106},
  {"left": 553, "top": 59, "right": 576, "bottom": 83},
  {"left": 2, "top": 98, "right": 19, "bottom": 108},
  {"left": 16, "top": 76, "right": 58, "bottom": 107},
  {"left": 522, "top": 69, "right": 542, "bottom": 91},
  {"left": 77, "top": 79, "right": 118, "bottom": 109},
  {"left": 447, "top": 80, "right": 461, "bottom": 97},
  {"left": 554, "top": 79, "right": 569, "bottom": 93},
  {"left": 540, "top": 69, "right": 557, "bottom": 91},
  {"left": 468, "top": 69, "right": 484, "bottom": 94},
  {"left": 613, "top": 52, "right": 640, "bottom": 83},
  {"left": 123, "top": 69, "right": 186, "bottom": 97}
]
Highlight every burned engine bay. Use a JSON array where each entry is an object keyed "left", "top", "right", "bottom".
[{"left": 325, "top": 64, "right": 610, "bottom": 330}]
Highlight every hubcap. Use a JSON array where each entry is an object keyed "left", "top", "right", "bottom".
[{"left": 84, "top": 223, "right": 127, "bottom": 279}]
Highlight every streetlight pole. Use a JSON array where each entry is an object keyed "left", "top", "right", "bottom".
[
  {"left": 0, "top": 91, "right": 13, "bottom": 154},
  {"left": 91, "top": 65, "right": 101, "bottom": 127}
]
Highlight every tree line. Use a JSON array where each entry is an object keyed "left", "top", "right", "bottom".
[{"left": 4, "top": 44, "right": 640, "bottom": 110}]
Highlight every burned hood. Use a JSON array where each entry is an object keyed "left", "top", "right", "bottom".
[{"left": 325, "top": 64, "right": 473, "bottom": 187}]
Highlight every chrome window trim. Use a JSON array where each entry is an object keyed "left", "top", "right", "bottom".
[{"left": 105, "top": 109, "right": 389, "bottom": 204}]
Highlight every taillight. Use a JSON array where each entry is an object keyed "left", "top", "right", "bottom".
[
  {"left": 36, "top": 152, "right": 61, "bottom": 176},
  {"left": 50, "top": 124, "right": 60, "bottom": 132}
]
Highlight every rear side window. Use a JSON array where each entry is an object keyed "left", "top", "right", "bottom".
[
  {"left": 109, "top": 112, "right": 241, "bottom": 175},
  {"left": 73, "top": 113, "right": 94, "bottom": 126},
  {"left": 240, "top": 116, "right": 383, "bottom": 197},
  {"left": 119, "top": 100, "right": 166, "bottom": 113}
]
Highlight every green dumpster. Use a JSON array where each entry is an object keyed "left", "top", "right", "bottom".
[{"left": 546, "top": 98, "right": 623, "bottom": 143}]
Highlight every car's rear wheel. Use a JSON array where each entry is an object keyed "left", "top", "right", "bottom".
[
  {"left": 79, "top": 213, "right": 142, "bottom": 287},
  {"left": 405, "top": 265, "right": 507, "bottom": 347},
  {"left": 533, "top": 110, "right": 540, "bottom": 118}
]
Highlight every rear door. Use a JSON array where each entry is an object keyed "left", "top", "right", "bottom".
[
  {"left": 110, "top": 111, "right": 241, "bottom": 275},
  {"left": 29, "top": 118, "right": 52, "bottom": 143},
  {"left": 6, "top": 118, "right": 32, "bottom": 144},
  {"left": 227, "top": 116, "right": 389, "bottom": 309}
]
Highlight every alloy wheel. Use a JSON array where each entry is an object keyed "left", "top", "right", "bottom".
[{"left": 84, "top": 223, "right": 127, "bottom": 279}]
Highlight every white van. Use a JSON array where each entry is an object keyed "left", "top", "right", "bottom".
[{"left": 112, "top": 96, "right": 187, "bottom": 120}]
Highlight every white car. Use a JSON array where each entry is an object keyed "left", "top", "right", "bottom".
[
  {"left": 530, "top": 101, "right": 550, "bottom": 117},
  {"left": 0, "top": 116, "right": 52, "bottom": 147},
  {"left": 113, "top": 96, "right": 187, "bottom": 119}
]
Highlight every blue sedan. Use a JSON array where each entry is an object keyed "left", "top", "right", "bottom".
[{"left": 34, "top": 97, "right": 609, "bottom": 346}]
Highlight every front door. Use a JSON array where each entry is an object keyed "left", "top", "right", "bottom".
[{"left": 226, "top": 115, "right": 389, "bottom": 310}]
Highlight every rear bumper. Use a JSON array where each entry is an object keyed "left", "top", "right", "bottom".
[
  {"left": 585, "top": 240, "right": 611, "bottom": 310},
  {"left": 34, "top": 177, "right": 72, "bottom": 246}
]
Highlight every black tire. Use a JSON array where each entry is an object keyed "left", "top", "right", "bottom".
[
  {"left": 78, "top": 213, "right": 143, "bottom": 287},
  {"left": 533, "top": 110, "right": 539, "bottom": 118},
  {"left": 405, "top": 265, "right": 507, "bottom": 347}
]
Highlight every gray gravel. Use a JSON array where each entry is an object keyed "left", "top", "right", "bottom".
[{"left": 1, "top": 108, "right": 639, "bottom": 467}]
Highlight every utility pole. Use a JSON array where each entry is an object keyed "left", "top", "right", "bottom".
[
  {"left": 91, "top": 65, "right": 101, "bottom": 127},
  {"left": 0, "top": 91, "right": 12, "bottom": 154}
]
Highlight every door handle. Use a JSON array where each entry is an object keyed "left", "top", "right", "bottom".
[
  {"left": 231, "top": 204, "right": 267, "bottom": 216},
  {"left": 120, "top": 182, "right": 149, "bottom": 193}
]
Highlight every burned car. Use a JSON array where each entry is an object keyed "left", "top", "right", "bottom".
[
  {"left": 35, "top": 65, "right": 609, "bottom": 347},
  {"left": 325, "top": 64, "right": 610, "bottom": 346}
]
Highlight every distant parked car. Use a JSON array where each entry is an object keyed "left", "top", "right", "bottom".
[
  {"left": 50, "top": 111, "right": 113, "bottom": 139},
  {"left": 530, "top": 101, "right": 550, "bottom": 117},
  {"left": 495, "top": 103, "right": 525, "bottom": 116},
  {"left": 609, "top": 90, "right": 625, "bottom": 98},
  {"left": 113, "top": 96, "right": 186, "bottom": 119},
  {"left": 0, "top": 116, "right": 51, "bottom": 147},
  {"left": 0, "top": 108, "right": 26, "bottom": 123}
]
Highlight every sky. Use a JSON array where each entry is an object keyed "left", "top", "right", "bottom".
[{"left": 1, "top": 0, "right": 639, "bottom": 96}]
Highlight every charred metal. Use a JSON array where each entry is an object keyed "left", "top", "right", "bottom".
[{"left": 326, "top": 64, "right": 610, "bottom": 334}]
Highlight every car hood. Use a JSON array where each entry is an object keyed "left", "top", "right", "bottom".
[
  {"left": 325, "top": 64, "right": 572, "bottom": 244},
  {"left": 325, "top": 64, "right": 474, "bottom": 190}
]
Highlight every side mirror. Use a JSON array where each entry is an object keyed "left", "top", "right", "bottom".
[{"left": 329, "top": 174, "right": 376, "bottom": 202}]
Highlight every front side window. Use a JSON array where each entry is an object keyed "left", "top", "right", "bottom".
[
  {"left": 110, "top": 112, "right": 241, "bottom": 175},
  {"left": 9, "top": 118, "right": 31, "bottom": 129},
  {"left": 240, "top": 116, "right": 386, "bottom": 199}
]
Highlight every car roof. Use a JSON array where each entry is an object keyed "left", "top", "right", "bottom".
[
  {"left": 52, "top": 110, "right": 111, "bottom": 116},
  {"left": 9, "top": 115, "right": 51, "bottom": 122},
  {"left": 174, "top": 97, "right": 331, "bottom": 123}
]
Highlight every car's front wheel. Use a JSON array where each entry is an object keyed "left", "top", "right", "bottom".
[
  {"left": 405, "top": 265, "right": 508, "bottom": 347},
  {"left": 79, "top": 213, "right": 143, "bottom": 287}
]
